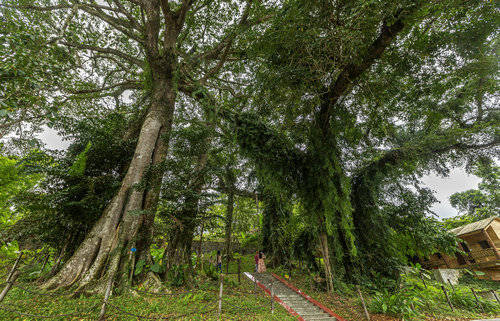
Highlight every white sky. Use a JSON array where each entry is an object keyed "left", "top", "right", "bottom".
[
  {"left": 421, "top": 169, "right": 480, "bottom": 219},
  {"left": 36, "top": 127, "right": 479, "bottom": 220}
]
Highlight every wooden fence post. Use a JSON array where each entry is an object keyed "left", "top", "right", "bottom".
[
  {"left": 357, "top": 285, "right": 370, "bottom": 321},
  {"left": 441, "top": 285, "right": 454, "bottom": 312},
  {"left": 218, "top": 274, "right": 224, "bottom": 320},
  {"left": 128, "top": 249, "right": 136, "bottom": 285},
  {"left": 237, "top": 258, "right": 241, "bottom": 283},
  {"left": 0, "top": 270, "right": 20, "bottom": 303},
  {"left": 492, "top": 290, "right": 500, "bottom": 304},
  {"left": 419, "top": 271, "right": 427, "bottom": 288},
  {"left": 271, "top": 279, "right": 274, "bottom": 314},
  {"left": 470, "top": 288, "right": 484, "bottom": 313}
]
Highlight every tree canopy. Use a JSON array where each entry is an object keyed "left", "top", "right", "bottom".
[{"left": 0, "top": 0, "right": 498, "bottom": 294}]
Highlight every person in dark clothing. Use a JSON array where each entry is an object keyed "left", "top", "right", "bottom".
[
  {"left": 216, "top": 250, "right": 222, "bottom": 272},
  {"left": 254, "top": 250, "right": 259, "bottom": 272}
]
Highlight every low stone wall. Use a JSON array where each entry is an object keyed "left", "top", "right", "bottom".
[
  {"left": 194, "top": 241, "right": 257, "bottom": 255},
  {"left": 432, "top": 269, "right": 460, "bottom": 285}
]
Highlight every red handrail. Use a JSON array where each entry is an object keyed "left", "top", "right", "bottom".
[{"left": 271, "top": 272, "right": 347, "bottom": 321}]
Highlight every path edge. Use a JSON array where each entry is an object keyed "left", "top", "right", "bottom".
[
  {"left": 271, "top": 272, "right": 347, "bottom": 321},
  {"left": 243, "top": 272, "right": 305, "bottom": 321}
]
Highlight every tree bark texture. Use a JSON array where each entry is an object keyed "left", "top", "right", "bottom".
[
  {"left": 43, "top": 76, "right": 176, "bottom": 293},
  {"left": 319, "top": 231, "right": 335, "bottom": 293},
  {"left": 224, "top": 166, "right": 236, "bottom": 273}
]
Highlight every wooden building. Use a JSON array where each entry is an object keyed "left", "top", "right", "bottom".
[{"left": 421, "top": 216, "right": 500, "bottom": 281}]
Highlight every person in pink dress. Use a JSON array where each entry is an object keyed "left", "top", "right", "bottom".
[{"left": 257, "top": 251, "right": 266, "bottom": 273}]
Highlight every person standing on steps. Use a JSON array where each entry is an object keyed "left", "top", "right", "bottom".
[
  {"left": 216, "top": 250, "right": 222, "bottom": 273},
  {"left": 254, "top": 250, "right": 259, "bottom": 273},
  {"left": 258, "top": 251, "right": 266, "bottom": 273}
]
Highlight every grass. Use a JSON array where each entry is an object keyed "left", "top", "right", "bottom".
[
  {"left": 1, "top": 254, "right": 499, "bottom": 320},
  {"left": 0, "top": 258, "right": 296, "bottom": 321}
]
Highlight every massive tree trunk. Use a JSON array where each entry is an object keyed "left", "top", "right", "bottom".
[
  {"left": 318, "top": 231, "right": 334, "bottom": 293},
  {"left": 224, "top": 176, "right": 234, "bottom": 273},
  {"left": 261, "top": 191, "right": 291, "bottom": 267},
  {"left": 134, "top": 124, "right": 171, "bottom": 283},
  {"left": 43, "top": 76, "right": 176, "bottom": 293},
  {"left": 223, "top": 166, "right": 236, "bottom": 273},
  {"left": 162, "top": 127, "right": 212, "bottom": 275}
]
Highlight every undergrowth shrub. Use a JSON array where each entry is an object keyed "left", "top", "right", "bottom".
[
  {"left": 203, "top": 261, "right": 218, "bottom": 281},
  {"left": 368, "top": 287, "right": 423, "bottom": 320},
  {"left": 449, "top": 289, "right": 499, "bottom": 313},
  {"left": 368, "top": 266, "right": 500, "bottom": 319},
  {"left": 168, "top": 264, "right": 188, "bottom": 287}
]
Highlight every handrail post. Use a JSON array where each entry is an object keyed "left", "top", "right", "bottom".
[
  {"left": 254, "top": 274, "right": 257, "bottom": 295},
  {"left": 441, "top": 285, "right": 454, "bottom": 312},
  {"left": 357, "top": 285, "right": 370, "bottom": 321},
  {"left": 218, "top": 274, "right": 224, "bottom": 320},
  {"left": 470, "top": 288, "right": 484, "bottom": 313},
  {"left": 237, "top": 258, "right": 241, "bottom": 283},
  {"left": 271, "top": 279, "right": 274, "bottom": 314},
  {"left": 492, "top": 290, "right": 500, "bottom": 304}
]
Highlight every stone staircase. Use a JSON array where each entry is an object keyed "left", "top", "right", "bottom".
[{"left": 249, "top": 273, "right": 338, "bottom": 321}]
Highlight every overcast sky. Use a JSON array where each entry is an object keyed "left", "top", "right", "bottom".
[
  {"left": 421, "top": 170, "right": 480, "bottom": 219},
  {"left": 36, "top": 127, "right": 479, "bottom": 220}
]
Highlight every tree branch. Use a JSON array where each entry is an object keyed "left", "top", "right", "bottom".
[
  {"left": 175, "top": 0, "right": 196, "bottom": 29},
  {"left": 318, "top": 8, "right": 416, "bottom": 131},
  {"left": 79, "top": 2, "right": 144, "bottom": 44},
  {"left": 64, "top": 80, "right": 142, "bottom": 95},
  {"left": 111, "top": 0, "right": 142, "bottom": 30},
  {"left": 61, "top": 41, "right": 144, "bottom": 67},
  {"left": 196, "top": 0, "right": 253, "bottom": 64},
  {"left": 0, "top": 4, "right": 72, "bottom": 11}
]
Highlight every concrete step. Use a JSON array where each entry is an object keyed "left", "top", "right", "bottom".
[{"left": 249, "top": 272, "right": 340, "bottom": 321}]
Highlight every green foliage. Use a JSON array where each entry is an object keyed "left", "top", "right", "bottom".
[
  {"left": 203, "top": 262, "right": 219, "bottom": 281},
  {"left": 134, "top": 259, "right": 145, "bottom": 276},
  {"left": 1, "top": 255, "right": 296, "bottom": 320},
  {"left": 0, "top": 154, "right": 41, "bottom": 249},
  {"left": 150, "top": 262, "right": 165, "bottom": 274},
  {"left": 3, "top": 113, "right": 134, "bottom": 255},
  {"left": 0, "top": 0, "right": 498, "bottom": 310},
  {"left": 449, "top": 289, "right": 499, "bottom": 313},
  {"left": 261, "top": 190, "right": 293, "bottom": 266},
  {"left": 0, "top": 5, "right": 75, "bottom": 138},
  {"left": 368, "top": 268, "right": 500, "bottom": 319},
  {"left": 239, "top": 233, "right": 260, "bottom": 253},
  {"left": 369, "top": 289, "right": 423, "bottom": 320},
  {"left": 445, "top": 160, "right": 499, "bottom": 229},
  {"left": 68, "top": 142, "right": 91, "bottom": 176},
  {"left": 458, "top": 272, "right": 499, "bottom": 291},
  {"left": 167, "top": 264, "right": 188, "bottom": 287}
]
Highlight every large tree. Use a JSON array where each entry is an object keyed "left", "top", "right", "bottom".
[
  {"left": 226, "top": 0, "right": 499, "bottom": 290},
  {"left": 445, "top": 161, "right": 499, "bottom": 229},
  {"left": 2, "top": 0, "right": 270, "bottom": 293}
]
